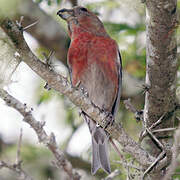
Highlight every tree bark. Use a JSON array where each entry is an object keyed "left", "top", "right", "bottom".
[{"left": 144, "top": 0, "right": 178, "bottom": 178}]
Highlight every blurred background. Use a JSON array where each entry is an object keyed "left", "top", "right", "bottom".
[{"left": 0, "top": 0, "right": 179, "bottom": 179}]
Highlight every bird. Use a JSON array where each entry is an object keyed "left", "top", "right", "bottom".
[{"left": 57, "top": 6, "right": 122, "bottom": 175}]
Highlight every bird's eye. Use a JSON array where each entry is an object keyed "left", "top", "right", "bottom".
[{"left": 80, "top": 7, "right": 87, "bottom": 12}]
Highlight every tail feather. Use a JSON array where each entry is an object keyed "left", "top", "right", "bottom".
[
  {"left": 83, "top": 114, "right": 111, "bottom": 174},
  {"left": 92, "top": 136, "right": 101, "bottom": 174}
]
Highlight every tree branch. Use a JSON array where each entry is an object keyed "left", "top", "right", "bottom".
[
  {"left": 0, "top": 89, "right": 80, "bottom": 180},
  {"left": 145, "top": 0, "right": 177, "bottom": 138},
  {"left": 0, "top": 129, "right": 34, "bottom": 180},
  {"left": 0, "top": 160, "right": 33, "bottom": 180},
  {"left": 143, "top": 1, "right": 177, "bottom": 178}
]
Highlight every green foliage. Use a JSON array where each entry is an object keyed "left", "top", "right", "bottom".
[
  {"left": 172, "top": 166, "right": 180, "bottom": 180},
  {"left": 61, "top": 95, "right": 82, "bottom": 130},
  {"left": 86, "top": 0, "right": 120, "bottom": 11},
  {"left": 104, "top": 22, "right": 145, "bottom": 36},
  {"left": 21, "top": 144, "right": 50, "bottom": 162},
  {"left": 37, "top": 88, "right": 53, "bottom": 105},
  {"left": 35, "top": 0, "right": 61, "bottom": 5},
  {"left": 35, "top": 83, "right": 54, "bottom": 105},
  {"left": 0, "top": 0, "right": 20, "bottom": 18}
]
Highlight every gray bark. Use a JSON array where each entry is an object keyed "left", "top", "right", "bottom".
[{"left": 144, "top": 0, "right": 178, "bottom": 179}]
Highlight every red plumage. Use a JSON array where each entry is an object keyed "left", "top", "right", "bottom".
[{"left": 57, "top": 6, "right": 122, "bottom": 174}]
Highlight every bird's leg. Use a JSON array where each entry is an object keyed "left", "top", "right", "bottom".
[
  {"left": 44, "top": 83, "right": 51, "bottom": 91},
  {"left": 72, "top": 81, "right": 89, "bottom": 97},
  {"left": 80, "top": 86, "right": 89, "bottom": 98},
  {"left": 102, "top": 108, "right": 114, "bottom": 130}
]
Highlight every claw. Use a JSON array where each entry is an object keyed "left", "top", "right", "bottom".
[
  {"left": 104, "top": 112, "right": 114, "bottom": 129},
  {"left": 80, "top": 86, "right": 89, "bottom": 97},
  {"left": 44, "top": 83, "right": 51, "bottom": 90}
]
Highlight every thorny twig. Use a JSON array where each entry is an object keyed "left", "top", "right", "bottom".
[
  {"left": 140, "top": 115, "right": 166, "bottom": 179},
  {"left": 0, "top": 89, "right": 80, "bottom": 180},
  {"left": 0, "top": 129, "right": 33, "bottom": 180},
  {"left": 43, "top": 51, "right": 55, "bottom": 90},
  {"left": 16, "top": 16, "right": 38, "bottom": 31},
  {"left": 139, "top": 113, "right": 166, "bottom": 143},
  {"left": 0, "top": 160, "right": 33, "bottom": 180},
  {"left": 16, "top": 128, "right": 23, "bottom": 164},
  {"left": 124, "top": 99, "right": 168, "bottom": 179}
]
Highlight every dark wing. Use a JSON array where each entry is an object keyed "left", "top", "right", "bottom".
[{"left": 111, "top": 50, "right": 122, "bottom": 117}]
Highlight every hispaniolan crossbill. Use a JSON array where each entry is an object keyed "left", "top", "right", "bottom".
[{"left": 57, "top": 6, "right": 122, "bottom": 175}]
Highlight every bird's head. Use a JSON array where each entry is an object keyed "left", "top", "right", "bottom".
[{"left": 57, "top": 6, "right": 108, "bottom": 37}]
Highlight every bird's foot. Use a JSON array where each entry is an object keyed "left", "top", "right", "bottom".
[
  {"left": 44, "top": 83, "right": 51, "bottom": 90},
  {"left": 103, "top": 111, "right": 114, "bottom": 129},
  {"left": 80, "top": 86, "right": 89, "bottom": 97}
]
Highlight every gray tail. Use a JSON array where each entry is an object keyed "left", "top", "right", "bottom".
[{"left": 83, "top": 114, "right": 111, "bottom": 175}]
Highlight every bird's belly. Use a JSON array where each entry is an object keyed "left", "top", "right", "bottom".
[{"left": 80, "top": 62, "right": 116, "bottom": 112}]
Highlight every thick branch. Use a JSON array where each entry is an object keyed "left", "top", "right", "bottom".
[
  {"left": 0, "top": 89, "right": 80, "bottom": 180},
  {"left": 143, "top": 1, "right": 177, "bottom": 178},
  {"left": 0, "top": 19, "right": 157, "bottom": 168},
  {"left": 145, "top": 0, "right": 177, "bottom": 133}
]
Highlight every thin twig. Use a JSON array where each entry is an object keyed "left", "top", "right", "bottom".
[
  {"left": 152, "top": 127, "right": 177, "bottom": 133},
  {"left": 0, "top": 128, "right": 33, "bottom": 180},
  {"left": 23, "top": 21, "right": 39, "bottom": 30},
  {"left": 141, "top": 116, "right": 166, "bottom": 179},
  {"left": 146, "top": 127, "right": 164, "bottom": 150},
  {"left": 110, "top": 139, "right": 125, "bottom": 161},
  {"left": 0, "top": 89, "right": 80, "bottom": 180},
  {"left": 142, "top": 151, "right": 165, "bottom": 179},
  {"left": 114, "top": 160, "right": 143, "bottom": 171},
  {"left": 124, "top": 99, "right": 167, "bottom": 178},
  {"left": 16, "top": 128, "right": 23, "bottom": 164},
  {"left": 0, "top": 128, "right": 34, "bottom": 180},
  {"left": 139, "top": 113, "right": 166, "bottom": 143},
  {"left": 124, "top": 99, "right": 137, "bottom": 114},
  {"left": 103, "top": 169, "right": 121, "bottom": 180},
  {"left": 0, "top": 160, "right": 34, "bottom": 180}
]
